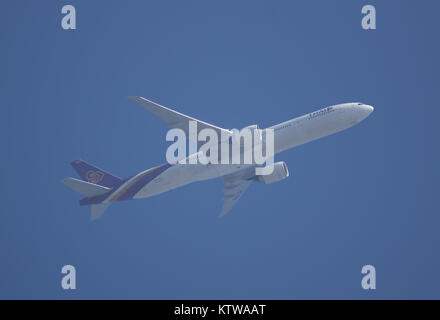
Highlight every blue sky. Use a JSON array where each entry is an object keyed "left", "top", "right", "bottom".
[{"left": 1, "top": 0, "right": 439, "bottom": 299}]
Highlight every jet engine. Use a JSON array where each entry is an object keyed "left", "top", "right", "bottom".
[{"left": 255, "top": 161, "right": 289, "bottom": 184}]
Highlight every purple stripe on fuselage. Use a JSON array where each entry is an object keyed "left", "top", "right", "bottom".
[
  {"left": 114, "top": 163, "right": 172, "bottom": 201},
  {"left": 79, "top": 163, "right": 172, "bottom": 205},
  {"left": 79, "top": 178, "right": 128, "bottom": 206}
]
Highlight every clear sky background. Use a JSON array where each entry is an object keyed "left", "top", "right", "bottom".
[{"left": 1, "top": 0, "right": 439, "bottom": 299}]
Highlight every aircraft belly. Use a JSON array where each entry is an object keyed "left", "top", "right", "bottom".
[
  {"left": 133, "top": 166, "right": 183, "bottom": 198},
  {"left": 132, "top": 163, "right": 251, "bottom": 199}
]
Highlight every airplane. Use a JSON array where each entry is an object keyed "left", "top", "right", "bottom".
[{"left": 62, "top": 97, "right": 374, "bottom": 220}]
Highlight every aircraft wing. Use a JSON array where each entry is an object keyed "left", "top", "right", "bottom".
[
  {"left": 220, "top": 170, "right": 253, "bottom": 217},
  {"left": 129, "top": 96, "right": 232, "bottom": 139}
]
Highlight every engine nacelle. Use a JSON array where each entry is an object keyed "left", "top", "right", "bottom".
[{"left": 255, "top": 161, "right": 289, "bottom": 184}]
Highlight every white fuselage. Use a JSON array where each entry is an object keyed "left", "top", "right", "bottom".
[{"left": 118, "top": 103, "right": 373, "bottom": 201}]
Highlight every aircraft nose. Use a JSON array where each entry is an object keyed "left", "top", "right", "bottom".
[
  {"left": 352, "top": 103, "right": 374, "bottom": 123},
  {"left": 359, "top": 104, "right": 374, "bottom": 117},
  {"left": 364, "top": 105, "right": 374, "bottom": 113}
]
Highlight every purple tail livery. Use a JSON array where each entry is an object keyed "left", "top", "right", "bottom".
[{"left": 71, "top": 160, "right": 123, "bottom": 188}]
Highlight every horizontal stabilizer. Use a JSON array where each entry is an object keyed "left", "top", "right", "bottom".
[
  {"left": 62, "top": 177, "right": 111, "bottom": 197},
  {"left": 91, "top": 203, "right": 110, "bottom": 221}
]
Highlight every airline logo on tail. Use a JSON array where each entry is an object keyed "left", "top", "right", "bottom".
[
  {"left": 86, "top": 170, "right": 104, "bottom": 184},
  {"left": 70, "top": 160, "right": 123, "bottom": 188}
]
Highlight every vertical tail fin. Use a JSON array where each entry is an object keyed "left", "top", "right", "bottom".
[{"left": 71, "top": 160, "right": 122, "bottom": 188}]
